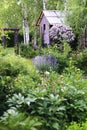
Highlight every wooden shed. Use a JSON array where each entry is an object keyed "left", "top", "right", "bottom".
[{"left": 36, "top": 10, "right": 65, "bottom": 45}]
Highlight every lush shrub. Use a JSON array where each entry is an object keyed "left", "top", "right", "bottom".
[
  {"left": 73, "top": 49, "right": 87, "bottom": 74},
  {"left": 0, "top": 111, "right": 42, "bottom": 130},
  {"left": 3, "top": 92, "right": 67, "bottom": 130},
  {"left": 4, "top": 66, "right": 87, "bottom": 130},
  {"left": 37, "top": 46, "right": 69, "bottom": 73},
  {"left": 63, "top": 86, "right": 87, "bottom": 122},
  {"left": 5, "top": 86, "right": 87, "bottom": 130},
  {"left": 0, "top": 48, "right": 87, "bottom": 129},
  {"left": 20, "top": 43, "right": 70, "bottom": 73},
  {"left": 67, "top": 3, "right": 87, "bottom": 39},
  {"left": 0, "top": 53, "right": 40, "bottom": 116},
  {"left": 19, "top": 43, "right": 39, "bottom": 58},
  {"left": 67, "top": 121, "right": 87, "bottom": 130}
]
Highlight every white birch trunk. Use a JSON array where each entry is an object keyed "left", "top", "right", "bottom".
[
  {"left": 22, "top": 4, "right": 29, "bottom": 45},
  {"left": 43, "top": 0, "right": 47, "bottom": 10},
  {"left": 23, "top": 19, "right": 26, "bottom": 44},
  {"left": 34, "top": 0, "right": 37, "bottom": 47}
]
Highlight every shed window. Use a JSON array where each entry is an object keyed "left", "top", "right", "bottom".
[
  {"left": 43, "top": 24, "right": 46, "bottom": 30},
  {"left": 50, "top": 25, "right": 53, "bottom": 28}
]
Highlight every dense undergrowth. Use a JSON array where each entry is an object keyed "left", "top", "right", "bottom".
[{"left": 0, "top": 45, "right": 87, "bottom": 130}]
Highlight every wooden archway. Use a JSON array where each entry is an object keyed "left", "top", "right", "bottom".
[{"left": 1, "top": 28, "right": 19, "bottom": 54}]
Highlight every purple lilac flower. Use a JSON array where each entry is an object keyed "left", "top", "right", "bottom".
[{"left": 49, "top": 24, "right": 75, "bottom": 43}]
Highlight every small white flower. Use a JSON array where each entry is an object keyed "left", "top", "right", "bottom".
[{"left": 44, "top": 71, "right": 50, "bottom": 76}]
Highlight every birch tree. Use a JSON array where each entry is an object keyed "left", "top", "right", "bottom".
[
  {"left": 22, "top": 3, "right": 29, "bottom": 45},
  {"left": 0, "top": 0, "right": 43, "bottom": 45},
  {"left": 18, "top": 0, "right": 29, "bottom": 45},
  {"left": 43, "top": 0, "right": 48, "bottom": 10},
  {"left": 32, "top": 0, "right": 37, "bottom": 48}
]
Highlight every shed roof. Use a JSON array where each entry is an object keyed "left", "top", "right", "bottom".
[{"left": 36, "top": 10, "right": 65, "bottom": 26}]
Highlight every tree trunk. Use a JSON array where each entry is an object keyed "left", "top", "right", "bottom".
[{"left": 22, "top": 4, "right": 29, "bottom": 45}]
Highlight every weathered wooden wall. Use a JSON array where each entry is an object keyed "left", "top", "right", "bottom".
[{"left": 40, "top": 15, "right": 50, "bottom": 45}]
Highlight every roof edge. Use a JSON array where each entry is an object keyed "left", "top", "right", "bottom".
[{"left": 36, "top": 11, "right": 44, "bottom": 26}]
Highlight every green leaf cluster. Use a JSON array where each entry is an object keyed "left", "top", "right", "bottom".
[
  {"left": 0, "top": 112, "right": 42, "bottom": 130},
  {"left": 67, "top": 0, "right": 87, "bottom": 39},
  {"left": 67, "top": 121, "right": 87, "bottom": 130}
]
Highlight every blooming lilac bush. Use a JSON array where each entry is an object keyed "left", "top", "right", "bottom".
[{"left": 49, "top": 24, "right": 75, "bottom": 44}]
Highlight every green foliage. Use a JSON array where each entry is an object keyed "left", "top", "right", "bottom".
[
  {"left": 0, "top": 52, "right": 40, "bottom": 116},
  {"left": 34, "top": 63, "right": 54, "bottom": 73},
  {"left": 63, "top": 86, "right": 87, "bottom": 122},
  {"left": 50, "top": 45, "right": 69, "bottom": 73},
  {"left": 4, "top": 92, "right": 67, "bottom": 130},
  {"left": 20, "top": 44, "right": 69, "bottom": 73},
  {"left": 30, "top": 93, "right": 67, "bottom": 130},
  {"left": 19, "top": 43, "right": 39, "bottom": 58},
  {"left": 0, "top": 44, "right": 3, "bottom": 52},
  {"left": 62, "top": 62, "right": 87, "bottom": 94},
  {"left": 46, "top": 0, "right": 59, "bottom": 10},
  {"left": 73, "top": 49, "right": 87, "bottom": 74},
  {"left": 7, "top": 93, "right": 36, "bottom": 112},
  {"left": 3, "top": 65, "right": 87, "bottom": 130},
  {"left": 67, "top": 121, "right": 87, "bottom": 130},
  {"left": 0, "top": 47, "right": 87, "bottom": 129},
  {"left": 0, "top": 1, "right": 87, "bottom": 129},
  {"left": 63, "top": 43, "right": 71, "bottom": 57},
  {"left": 0, "top": 0, "right": 43, "bottom": 35},
  {"left": 0, "top": 112, "right": 42, "bottom": 130},
  {"left": 36, "top": 45, "right": 68, "bottom": 73},
  {"left": 67, "top": 0, "right": 87, "bottom": 40}
]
